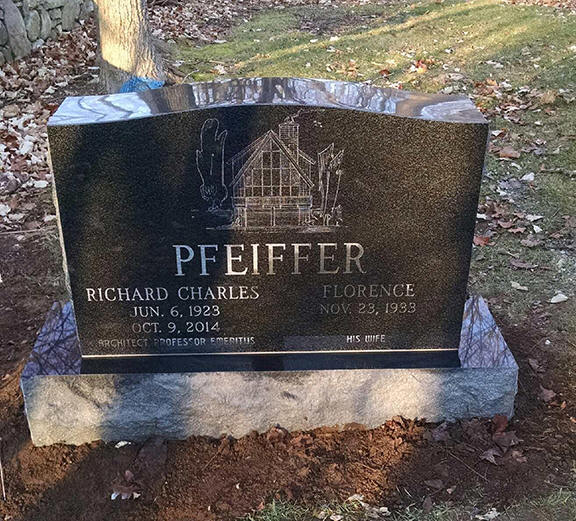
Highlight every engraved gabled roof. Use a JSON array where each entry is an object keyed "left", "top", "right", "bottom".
[
  {"left": 227, "top": 131, "right": 270, "bottom": 166},
  {"left": 231, "top": 130, "right": 314, "bottom": 189}
]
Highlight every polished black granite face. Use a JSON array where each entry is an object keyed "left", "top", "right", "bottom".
[
  {"left": 23, "top": 297, "right": 515, "bottom": 375},
  {"left": 48, "top": 77, "right": 488, "bottom": 372}
]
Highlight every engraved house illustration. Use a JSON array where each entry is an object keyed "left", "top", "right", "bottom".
[
  {"left": 196, "top": 116, "right": 344, "bottom": 230},
  {"left": 228, "top": 119, "right": 316, "bottom": 228}
]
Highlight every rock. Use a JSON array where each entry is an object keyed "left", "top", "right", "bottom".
[
  {"left": 0, "top": 20, "right": 8, "bottom": 45},
  {"left": 49, "top": 23, "right": 62, "bottom": 39},
  {"left": 3, "top": 0, "right": 32, "bottom": 58},
  {"left": 44, "top": 0, "right": 66, "bottom": 8},
  {"left": 49, "top": 7, "right": 62, "bottom": 20},
  {"left": 0, "top": 45, "right": 14, "bottom": 62},
  {"left": 32, "top": 37, "right": 44, "bottom": 50},
  {"left": 61, "top": 0, "right": 80, "bottom": 30},
  {"left": 39, "top": 8, "right": 51, "bottom": 39},
  {"left": 0, "top": 51, "right": 5, "bottom": 66},
  {"left": 23, "top": 0, "right": 40, "bottom": 11},
  {"left": 79, "top": 0, "right": 93, "bottom": 19},
  {"left": 25, "top": 9, "right": 41, "bottom": 41}
]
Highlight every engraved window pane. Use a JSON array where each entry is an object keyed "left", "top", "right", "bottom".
[
  {"left": 290, "top": 167, "right": 300, "bottom": 185},
  {"left": 262, "top": 151, "right": 271, "bottom": 167},
  {"left": 262, "top": 168, "right": 271, "bottom": 186},
  {"left": 272, "top": 151, "right": 280, "bottom": 168}
]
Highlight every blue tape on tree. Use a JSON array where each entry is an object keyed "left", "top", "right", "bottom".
[{"left": 119, "top": 76, "right": 165, "bottom": 93}]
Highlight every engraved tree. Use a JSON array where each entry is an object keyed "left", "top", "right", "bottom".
[
  {"left": 196, "top": 119, "right": 229, "bottom": 214},
  {"left": 317, "top": 144, "right": 344, "bottom": 226}
]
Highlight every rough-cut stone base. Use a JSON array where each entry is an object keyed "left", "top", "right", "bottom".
[{"left": 21, "top": 296, "right": 518, "bottom": 446}]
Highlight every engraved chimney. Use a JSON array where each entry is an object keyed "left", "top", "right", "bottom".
[{"left": 278, "top": 120, "right": 299, "bottom": 155}]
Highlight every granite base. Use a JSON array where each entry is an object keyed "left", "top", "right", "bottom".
[{"left": 21, "top": 296, "right": 517, "bottom": 446}]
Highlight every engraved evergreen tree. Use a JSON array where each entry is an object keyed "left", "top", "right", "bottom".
[
  {"left": 196, "top": 119, "right": 228, "bottom": 213},
  {"left": 317, "top": 144, "right": 344, "bottom": 225}
]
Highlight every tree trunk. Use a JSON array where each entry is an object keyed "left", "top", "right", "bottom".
[{"left": 95, "top": 0, "right": 165, "bottom": 93}]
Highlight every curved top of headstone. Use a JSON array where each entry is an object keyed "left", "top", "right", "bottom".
[{"left": 49, "top": 77, "right": 487, "bottom": 127}]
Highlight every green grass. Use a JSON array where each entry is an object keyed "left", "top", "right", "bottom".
[
  {"left": 179, "top": 0, "right": 576, "bottom": 90},
  {"left": 242, "top": 489, "right": 576, "bottom": 521},
  {"left": 177, "top": 0, "right": 576, "bottom": 335}
]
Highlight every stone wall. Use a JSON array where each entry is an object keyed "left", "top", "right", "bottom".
[{"left": 0, "top": 0, "right": 93, "bottom": 65}]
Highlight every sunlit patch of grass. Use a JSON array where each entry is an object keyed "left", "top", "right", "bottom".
[{"left": 178, "top": 0, "right": 575, "bottom": 90}]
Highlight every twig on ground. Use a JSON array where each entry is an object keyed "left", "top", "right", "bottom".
[
  {"left": 0, "top": 226, "right": 57, "bottom": 237},
  {"left": 0, "top": 437, "right": 6, "bottom": 501},
  {"left": 449, "top": 452, "right": 489, "bottom": 482},
  {"left": 200, "top": 443, "right": 225, "bottom": 473}
]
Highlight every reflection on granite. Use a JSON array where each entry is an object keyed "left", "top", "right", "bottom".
[
  {"left": 22, "top": 296, "right": 514, "bottom": 377},
  {"left": 22, "top": 302, "right": 81, "bottom": 378},
  {"left": 459, "top": 296, "right": 516, "bottom": 369},
  {"left": 48, "top": 77, "right": 488, "bottom": 127}
]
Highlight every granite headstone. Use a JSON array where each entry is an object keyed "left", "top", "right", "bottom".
[{"left": 47, "top": 77, "right": 489, "bottom": 373}]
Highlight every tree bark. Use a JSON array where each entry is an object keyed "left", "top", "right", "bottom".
[{"left": 95, "top": 0, "right": 165, "bottom": 93}]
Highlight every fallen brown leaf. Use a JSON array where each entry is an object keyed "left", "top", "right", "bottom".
[
  {"left": 498, "top": 220, "right": 516, "bottom": 229},
  {"left": 424, "top": 479, "right": 444, "bottom": 490},
  {"left": 492, "top": 414, "right": 508, "bottom": 434},
  {"left": 492, "top": 431, "right": 520, "bottom": 450},
  {"left": 498, "top": 146, "right": 521, "bottom": 159},
  {"left": 480, "top": 446, "right": 503, "bottom": 465},
  {"left": 510, "top": 259, "right": 537, "bottom": 269},
  {"left": 540, "top": 90, "right": 556, "bottom": 105},
  {"left": 539, "top": 386, "right": 557, "bottom": 403},
  {"left": 521, "top": 236, "right": 541, "bottom": 248},
  {"left": 510, "top": 449, "right": 527, "bottom": 464},
  {"left": 474, "top": 235, "right": 491, "bottom": 246}
]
